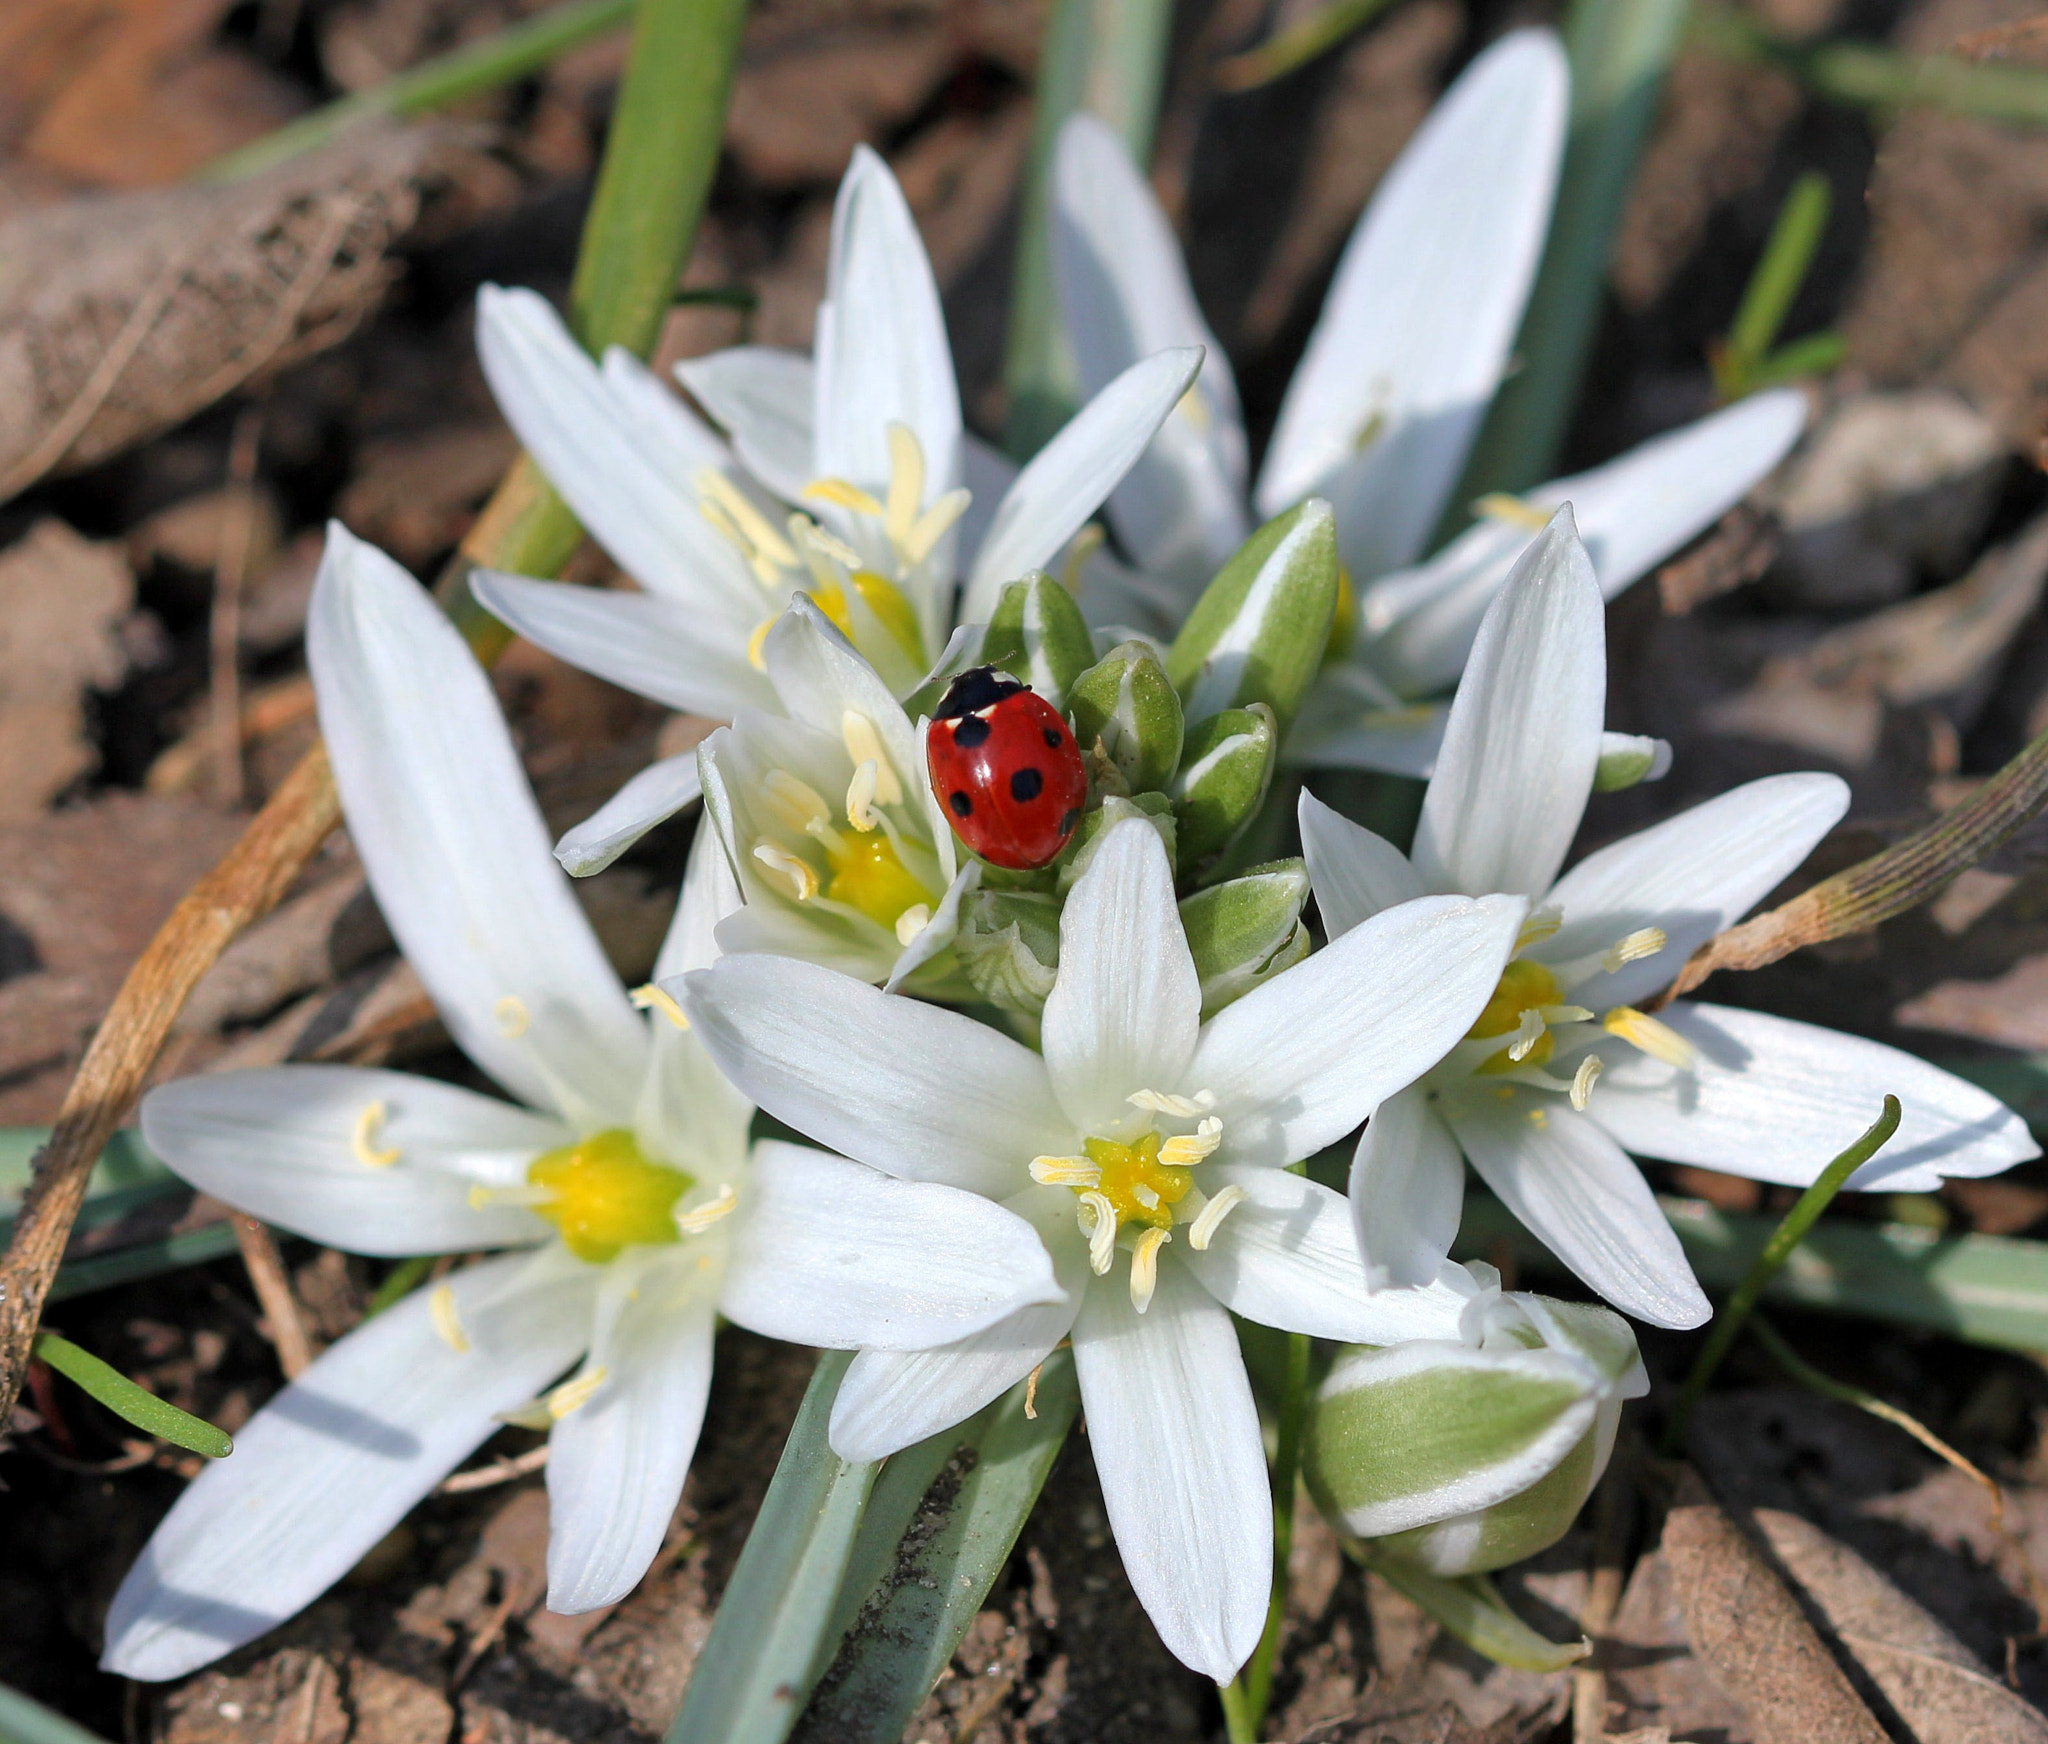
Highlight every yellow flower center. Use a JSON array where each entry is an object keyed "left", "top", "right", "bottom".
[
  {"left": 825, "top": 831, "right": 931, "bottom": 932},
  {"left": 1470, "top": 958, "right": 1561, "bottom": 1075},
  {"left": 808, "top": 570, "right": 925, "bottom": 665},
  {"left": 527, "top": 1129, "right": 692, "bottom": 1264},
  {"left": 1083, "top": 1131, "right": 1194, "bottom": 1234}
]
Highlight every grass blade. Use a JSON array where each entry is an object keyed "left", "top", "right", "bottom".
[
  {"left": 0, "top": 1683, "right": 116, "bottom": 1744},
  {"left": 31, "top": 1331, "right": 233, "bottom": 1458}
]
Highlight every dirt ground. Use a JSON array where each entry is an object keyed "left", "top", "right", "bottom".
[{"left": 14, "top": 0, "right": 2048, "bottom": 1736}]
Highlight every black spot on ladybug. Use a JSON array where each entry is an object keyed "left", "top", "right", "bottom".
[
  {"left": 1010, "top": 768, "right": 1044, "bottom": 802},
  {"left": 935, "top": 665, "right": 1026, "bottom": 719},
  {"left": 949, "top": 790, "right": 974, "bottom": 818},
  {"left": 952, "top": 714, "right": 992, "bottom": 748},
  {"left": 1059, "top": 808, "right": 1082, "bottom": 834},
  {"left": 1042, "top": 726, "right": 1064, "bottom": 748}
]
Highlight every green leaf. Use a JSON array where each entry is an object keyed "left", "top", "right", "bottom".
[
  {"left": 665, "top": 1353, "right": 878, "bottom": 1744},
  {"left": 1067, "top": 641, "right": 1185, "bottom": 795},
  {"left": 1178, "top": 863, "right": 1310, "bottom": 1018},
  {"left": 981, "top": 574, "right": 1096, "bottom": 709},
  {"left": 32, "top": 1332, "right": 232, "bottom": 1459},
  {"left": 0, "top": 1682, "right": 117, "bottom": 1744},
  {"left": 1172, "top": 706, "right": 1277, "bottom": 869},
  {"left": 1713, "top": 169, "right": 1832, "bottom": 401},
  {"left": 1166, "top": 503, "right": 1339, "bottom": 737},
  {"left": 1361, "top": 1559, "right": 1590, "bottom": 1672}
]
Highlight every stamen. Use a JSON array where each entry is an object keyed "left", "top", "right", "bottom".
[
  {"left": 901, "top": 489, "right": 970, "bottom": 565},
  {"left": 1187, "top": 1183, "right": 1247, "bottom": 1251},
  {"left": 1602, "top": 927, "right": 1668, "bottom": 972},
  {"left": 884, "top": 423, "right": 925, "bottom": 549},
  {"left": 352, "top": 1102, "right": 400, "bottom": 1168},
  {"left": 695, "top": 468, "right": 797, "bottom": 578},
  {"left": 1603, "top": 1006, "right": 1696, "bottom": 1069},
  {"left": 1504, "top": 1008, "right": 1548, "bottom": 1062},
  {"left": 845, "top": 760, "right": 881, "bottom": 831},
  {"left": 893, "top": 903, "right": 932, "bottom": 946},
  {"left": 803, "top": 477, "right": 886, "bottom": 518},
  {"left": 762, "top": 770, "right": 832, "bottom": 833},
  {"left": 748, "top": 614, "right": 778, "bottom": 671},
  {"left": 1158, "top": 1116, "right": 1222, "bottom": 1168},
  {"left": 467, "top": 1182, "right": 555, "bottom": 1210},
  {"left": 1059, "top": 522, "right": 1105, "bottom": 592},
  {"left": 1517, "top": 906, "right": 1563, "bottom": 950},
  {"left": 1570, "top": 1055, "right": 1603, "bottom": 1112},
  {"left": 795, "top": 517, "right": 863, "bottom": 574},
  {"left": 675, "top": 1183, "right": 739, "bottom": 1234},
  {"left": 1129, "top": 1226, "right": 1169, "bottom": 1313},
  {"left": 1128, "top": 1088, "right": 1216, "bottom": 1118},
  {"left": 1079, "top": 1190, "right": 1117, "bottom": 1274},
  {"left": 1031, "top": 1155, "right": 1102, "bottom": 1188},
  {"left": 630, "top": 983, "right": 690, "bottom": 1030},
  {"left": 494, "top": 995, "right": 530, "bottom": 1039},
  {"left": 430, "top": 1285, "right": 469, "bottom": 1353},
  {"left": 547, "top": 1365, "right": 609, "bottom": 1420},
  {"left": 841, "top": 712, "right": 904, "bottom": 803},
  {"left": 1538, "top": 1004, "right": 1595, "bottom": 1026},
  {"left": 1474, "top": 491, "right": 1555, "bottom": 532},
  {"left": 753, "top": 841, "right": 819, "bottom": 900}
]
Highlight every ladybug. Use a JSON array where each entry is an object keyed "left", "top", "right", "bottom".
[{"left": 927, "top": 666, "right": 1089, "bottom": 870}]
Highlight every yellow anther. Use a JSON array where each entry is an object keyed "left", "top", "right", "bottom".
[
  {"left": 1602, "top": 927, "right": 1668, "bottom": 972},
  {"left": 1158, "top": 1117, "right": 1222, "bottom": 1169},
  {"left": 824, "top": 832, "right": 929, "bottom": 931},
  {"left": 762, "top": 769, "right": 832, "bottom": 833},
  {"left": 430, "top": 1285, "right": 469, "bottom": 1353},
  {"left": 1603, "top": 1006, "right": 1696, "bottom": 1069},
  {"left": 748, "top": 614, "right": 779, "bottom": 671},
  {"left": 1517, "top": 907, "right": 1563, "bottom": 950},
  {"left": 842, "top": 713, "right": 904, "bottom": 804},
  {"left": 1188, "top": 1183, "right": 1247, "bottom": 1251},
  {"left": 1540, "top": 1005, "right": 1595, "bottom": 1026},
  {"left": 494, "top": 995, "right": 530, "bottom": 1039},
  {"left": 893, "top": 903, "right": 932, "bottom": 946},
  {"left": 547, "top": 1366, "right": 609, "bottom": 1420},
  {"left": 845, "top": 761, "right": 881, "bottom": 832},
  {"left": 695, "top": 468, "right": 797, "bottom": 579},
  {"left": 352, "top": 1101, "right": 400, "bottom": 1168},
  {"left": 803, "top": 477, "right": 886, "bottom": 518},
  {"left": 1032, "top": 1155, "right": 1101, "bottom": 1187},
  {"left": 1127, "top": 1088, "right": 1216, "bottom": 1118},
  {"left": 1474, "top": 491, "right": 1555, "bottom": 532},
  {"left": 1505, "top": 1010, "right": 1549, "bottom": 1063},
  {"left": 528, "top": 1129, "right": 692, "bottom": 1264},
  {"left": 753, "top": 841, "right": 820, "bottom": 901},
  {"left": 1059, "top": 521, "right": 1106, "bottom": 592},
  {"left": 1129, "top": 1225, "right": 1169, "bottom": 1313},
  {"left": 884, "top": 422, "right": 926, "bottom": 550},
  {"left": 630, "top": 983, "right": 690, "bottom": 1030},
  {"left": 811, "top": 571, "right": 925, "bottom": 662},
  {"left": 1570, "top": 1054, "right": 1603, "bottom": 1112},
  {"left": 1080, "top": 1191, "right": 1117, "bottom": 1274},
  {"left": 675, "top": 1182, "right": 739, "bottom": 1234},
  {"left": 901, "top": 489, "right": 970, "bottom": 565}
]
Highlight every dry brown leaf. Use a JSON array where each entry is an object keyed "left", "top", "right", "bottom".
[
  {"left": 175, "top": 869, "right": 380, "bottom": 1037},
  {"left": 1656, "top": 504, "right": 1779, "bottom": 616},
  {"left": 129, "top": 482, "right": 286, "bottom": 582},
  {"left": 1662, "top": 1466, "right": 1889, "bottom": 1743},
  {"left": 0, "top": 125, "right": 504, "bottom": 501},
  {"left": 0, "top": 519, "right": 135, "bottom": 821},
  {"left": 337, "top": 423, "right": 519, "bottom": 566}
]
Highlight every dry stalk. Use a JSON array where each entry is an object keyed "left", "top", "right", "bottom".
[
  {"left": 210, "top": 404, "right": 266, "bottom": 810},
  {"left": 231, "top": 1214, "right": 315, "bottom": 1379}
]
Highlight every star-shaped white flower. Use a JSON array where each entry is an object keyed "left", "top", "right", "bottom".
[
  {"left": 100, "top": 526, "right": 1062, "bottom": 1683},
  {"left": 468, "top": 145, "right": 1200, "bottom": 873},
  {"left": 1300, "top": 509, "right": 2038, "bottom": 1329},
  {"left": 1051, "top": 30, "right": 1807, "bottom": 770},
  {"left": 674, "top": 816, "right": 1525, "bottom": 1680}
]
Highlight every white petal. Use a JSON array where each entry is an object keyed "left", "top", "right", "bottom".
[
  {"left": 674, "top": 346, "right": 817, "bottom": 502},
  {"left": 1298, "top": 789, "right": 1424, "bottom": 935},
  {"left": 1254, "top": 29, "right": 1568, "bottom": 573},
  {"left": 1441, "top": 1088, "right": 1710, "bottom": 1328},
  {"left": 1181, "top": 1162, "right": 1470, "bottom": 1340},
  {"left": 1411, "top": 508, "right": 1604, "bottom": 900},
  {"left": 1288, "top": 701, "right": 1448, "bottom": 777},
  {"left": 721, "top": 1140, "right": 1063, "bottom": 1348},
  {"left": 545, "top": 1249, "right": 717, "bottom": 1613},
  {"left": 1349, "top": 1083, "right": 1466, "bottom": 1289},
  {"left": 475, "top": 286, "right": 750, "bottom": 606},
  {"left": 883, "top": 859, "right": 980, "bottom": 993},
  {"left": 102, "top": 1248, "right": 595, "bottom": 1681},
  {"left": 1589, "top": 1002, "right": 2039, "bottom": 1190},
  {"left": 828, "top": 1187, "right": 1086, "bottom": 1461},
  {"left": 956, "top": 434, "right": 1020, "bottom": 574},
  {"left": 469, "top": 570, "right": 768, "bottom": 719},
  {"left": 1042, "top": 819, "right": 1200, "bottom": 1131},
  {"left": 961, "top": 347, "right": 1205, "bottom": 622},
  {"left": 599, "top": 344, "right": 733, "bottom": 472},
  {"left": 1072, "top": 1259, "right": 1269, "bottom": 1683},
  {"left": 814, "top": 146, "right": 961, "bottom": 496},
  {"left": 139, "top": 1065, "right": 563, "bottom": 1255},
  {"left": 1193, "top": 893, "right": 1525, "bottom": 1168},
  {"left": 555, "top": 750, "right": 705, "bottom": 879},
  {"left": 308, "top": 528, "right": 649, "bottom": 1125},
  {"left": 760, "top": 598, "right": 921, "bottom": 786},
  {"left": 675, "top": 954, "right": 1062, "bottom": 1196},
  {"left": 1538, "top": 771, "right": 1850, "bottom": 1009}
]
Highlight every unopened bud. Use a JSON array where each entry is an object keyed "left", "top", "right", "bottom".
[
  {"left": 1593, "top": 731, "right": 1672, "bottom": 793},
  {"left": 981, "top": 572, "right": 1096, "bottom": 710},
  {"left": 1067, "top": 640, "right": 1185, "bottom": 795},
  {"left": 1172, "top": 704, "right": 1276, "bottom": 868},
  {"left": 1056, "top": 794, "right": 1176, "bottom": 893},
  {"left": 955, "top": 889, "right": 1062, "bottom": 1014},
  {"left": 1179, "top": 860, "right": 1310, "bottom": 1017}
]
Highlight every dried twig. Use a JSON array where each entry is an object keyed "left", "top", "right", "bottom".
[
  {"left": 437, "top": 1443, "right": 550, "bottom": 1494},
  {"left": 210, "top": 405, "right": 266, "bottom": 810},
  {"left": 231, "top": 1214, "right": 315, "bottom": 1379}
]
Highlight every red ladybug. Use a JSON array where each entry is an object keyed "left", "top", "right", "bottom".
[{"left": 927, "top": 666, "right": 1089, "bottom": 870}]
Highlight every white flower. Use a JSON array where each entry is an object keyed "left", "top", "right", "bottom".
[
  {"left": 100, "top": 526, "right": 1063, "bottom": 1683},
  {"left": 469, "top": 146, "right": 1200, "bottom": 871},
  {"left": 674, "top": 816, "right": 1526, "bottom": 1680},
  {"left": 1051, "top": 30, "right": 1807, "bottom": 765},
  {"left": 1300, "top": 509, "right": 2038, "bottom": 1329}
]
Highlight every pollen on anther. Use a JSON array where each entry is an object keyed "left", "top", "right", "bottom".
[
  {"left": 1079, "top": 1190, "right": 1116, "bottom": 1274},
  {"left": 1129, "top": 1226, "right": 1169, "bottom": 1312},
  {"left": 1570, "top": 1054, "right": 1603, "bottom": 1112},
  {"left": 630, "top": 983, "right": 691, "bottom": 1030},
  {"left": 430, "top": 1285, "right": 469, "bottom": 1353},
  {"left": 1159, "top": 1116, "right": 1222, "bottom": 1168},
  {"left": 1603, "top": 1005, "right": 1695, "bottom": 1069},
  {"left": 1128, "top": 1088, "right": 1216, "bottom": 1118},
  {"left": 494, "top": 996, "right": 530, "bottom": 1039},
  {"left": 1187, "top": 1184, "right": 1247, "bottom": 1251},
  {"left": 547, "top": 1365, "right": 609, "bottom": 1420},
  {"left": 352, "top": 1101, "right": 400, "bottom": 1168},
  {"left": 1602, "top": 927, "right": 1668, "bottom": 972},
  {"left": 846, "top": 761, "right": 882, "bottom": 831},
  {"left": 753, "top": 841, "right": 819, "bottom": 901},
  {"left": 842, "top": 713, "right": 904, "bottom": 804},
  {"left": 1030, "top": 1155, "right": 1100, "bottom": 1188}
]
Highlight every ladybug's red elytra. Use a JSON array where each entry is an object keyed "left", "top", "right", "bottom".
[{"left": 926, "top": 666, "right": 1089, "bottom": 870}]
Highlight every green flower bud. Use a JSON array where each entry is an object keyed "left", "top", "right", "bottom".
[
  {"left": 1171, "top": 704, "right": 1276, "bottom": 868},
  {"left": 1166, "top": 499, "right": 1338, "bottom": 736},
  {"left": 1067, "top": 640, "right": 1185, "bottom": 795},
  {"left": 1304, "top": 1273, "right": 1646, "bottom": 1578},
  {"left": 980, "top": 572, "right": 1096, "bottom": 709},
  {"left": 955, "top": 889, "right": 1062, "bottom": 1014},
  {"left": 1592, "top": 731, "right": 1672, "bottom": 793},
  {"left": 1179, "top": 860, "right": 1310, "bottom": 1017},
  {"left": 1056, "top": 794, "right": 1176, "bottom": 894}
]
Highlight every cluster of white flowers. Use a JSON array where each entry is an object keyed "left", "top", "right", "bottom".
[{"left": 102, "top": 23, "right": 2037, "bottom": 1699}]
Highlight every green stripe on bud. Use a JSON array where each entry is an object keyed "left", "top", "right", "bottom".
[
  {"left": 1067, "top": 640, "right": 1185, "bottom": 795},
  {"left": 1172, "top": 704, "right": 1276, "bottom": 868},
  {"left": 956, "top": 889, "right": 1062, "bottom": 1014},
  {"left": 1166, "top": 498, "right": 1339, "bottom": 736},
  {"left": 1179, "top": 860, "right": 1310, "bottom": 1018},
  {"left": 981, "top": 572, "right": 1095, "bottom": 709}
]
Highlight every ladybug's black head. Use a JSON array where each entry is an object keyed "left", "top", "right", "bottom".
[{"left": 934, "top": 664, "right": 1027, "bottom": 720}]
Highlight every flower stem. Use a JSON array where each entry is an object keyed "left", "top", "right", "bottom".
[
  {"left": 1221, "top": 1328, "right": 1311, "bottom": 1743},
  {"left": 1662, "top": 1094, "right": 1901, "bottom": 1452}
]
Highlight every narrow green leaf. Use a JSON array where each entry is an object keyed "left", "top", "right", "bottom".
[
  {"left": 0, "top": 1683, "right": 117, "bottom": 1744},
  {"left": 50, "top": 1226, "right": 242, "bottom": 1304},
  {"left": 1211, "top": 0, "right": 1403, "bottom": 92},
  {"left": 365, "top": 1254, "right": 438, "bottom": 1318},
  {"left": 1360, "top": 1558, "right": 1590, "bottom": 1672},
  {"left": 666, "top": 1353, "right": 878, "bottom": 1744},
  {"left": 32, "top": 1332, "right": 233, "bottom": 1459},
  {"left": 1715, "top": 170, "right": 1832, "bottom": 398}
]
